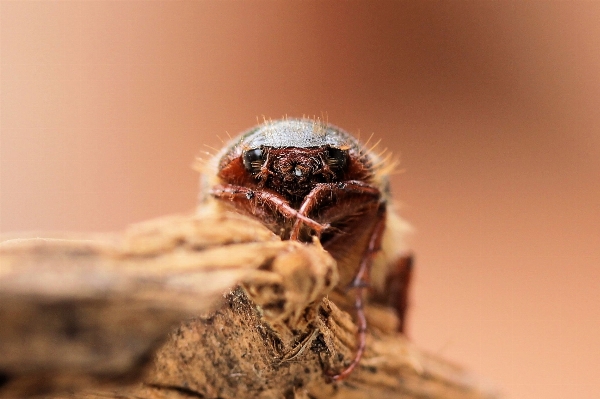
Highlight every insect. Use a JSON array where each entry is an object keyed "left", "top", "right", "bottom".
[{"left": 198, "top": 118, "right": 411, "bottom": 381}]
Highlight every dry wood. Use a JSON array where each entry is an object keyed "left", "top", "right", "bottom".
[{"left": 0, "top": 212, "right": 499, "bottom": 399}]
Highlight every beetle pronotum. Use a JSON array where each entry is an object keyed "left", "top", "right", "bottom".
[{"left": 198, "top": 118, "right": 411, "bottom": 381}]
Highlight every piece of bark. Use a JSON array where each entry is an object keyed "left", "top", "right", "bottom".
[
  {"left": 0, "top": 213, "right": 313, "bottom": 397},
  {"left": 0, "top": 212, "right": 499, "bottom": 399}
]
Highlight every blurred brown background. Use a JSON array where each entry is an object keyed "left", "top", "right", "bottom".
[{"left": 1, "top": 2, "right": 599, "bottom": 398}]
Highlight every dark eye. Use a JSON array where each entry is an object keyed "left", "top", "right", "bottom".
[
  {"left": 326, "top": 147, "right": 348, "bottom": 170},
  {"left": 242, "top": 148, "right": 264, "bottom": 173}
]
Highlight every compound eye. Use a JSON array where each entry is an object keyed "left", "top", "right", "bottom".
[
  {"left": 326, "top": 147, "right": 348, "bottom": 170},
  {"left": 242, "top": 148, "right": 264, "bottom": 173}
]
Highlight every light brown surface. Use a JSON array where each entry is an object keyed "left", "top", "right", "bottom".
[
  {"left": 1, "top": 2, "right": 599, "bottom": 399},
  {"left": 0, "top": 212, "right": 495, "bottom": 399},
  {"left": 0, "top": 213, "right": 287, "bottom": 396}
]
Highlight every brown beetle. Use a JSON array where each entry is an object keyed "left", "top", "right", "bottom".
[{"left": 198, "top": 118, "right": 411, "bottom": 381}]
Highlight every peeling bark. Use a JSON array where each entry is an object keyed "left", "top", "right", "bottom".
[{"left": 0, "top": 213, "right": 498, "bottom": 399}]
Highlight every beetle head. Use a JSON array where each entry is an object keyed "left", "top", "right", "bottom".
[{"left": 215, "top": 118, "right": 377, "bottom": 202}]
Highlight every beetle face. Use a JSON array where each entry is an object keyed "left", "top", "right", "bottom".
[
  {"left": 204, "top": 117, "right": 392, "bottom": 283},
  {"left": 215, "top": 119, "right": 377, "bottom": 205},
  {"left": 240, "top": 146, "right": 348, "bottom": 199}
]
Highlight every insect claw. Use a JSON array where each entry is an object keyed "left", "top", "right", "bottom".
[
  {"left": 324, "top": 370, "right": 339, "bottom": 383},
  {"left": 318, "top": 222, "right": 331, "bottom": 233},
  {"left": 326, "top": 356, "right": 361, "bottom": 382}
]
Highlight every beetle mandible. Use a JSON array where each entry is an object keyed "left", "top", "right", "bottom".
[{"left": 198, "top": 118, "right": 411, "bottom": 381}]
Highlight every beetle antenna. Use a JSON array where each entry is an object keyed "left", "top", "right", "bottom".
[{"left": 329, "top": 213, "right": 386, "bottom": 381}]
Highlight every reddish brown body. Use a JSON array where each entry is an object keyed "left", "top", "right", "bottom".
[{"left": 200, "top": 118, "right": 411, "bottom": 381}]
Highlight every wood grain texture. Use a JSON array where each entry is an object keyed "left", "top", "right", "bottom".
[{"left": 0, "top": 212, "right": 498, "bottom": 399}]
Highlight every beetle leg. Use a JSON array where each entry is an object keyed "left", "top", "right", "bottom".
[
  {"left": 329, "top": 206, "right": 386, "bottom": 381},
  {"left": 384, "top": 255, "right": 413, "bottom": 333},
  {"left": 211, "top": 184, "right": 329, "bottom": 234},
  {"left": 290, "top": 180, "right": 381, "bottom": 240}
]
